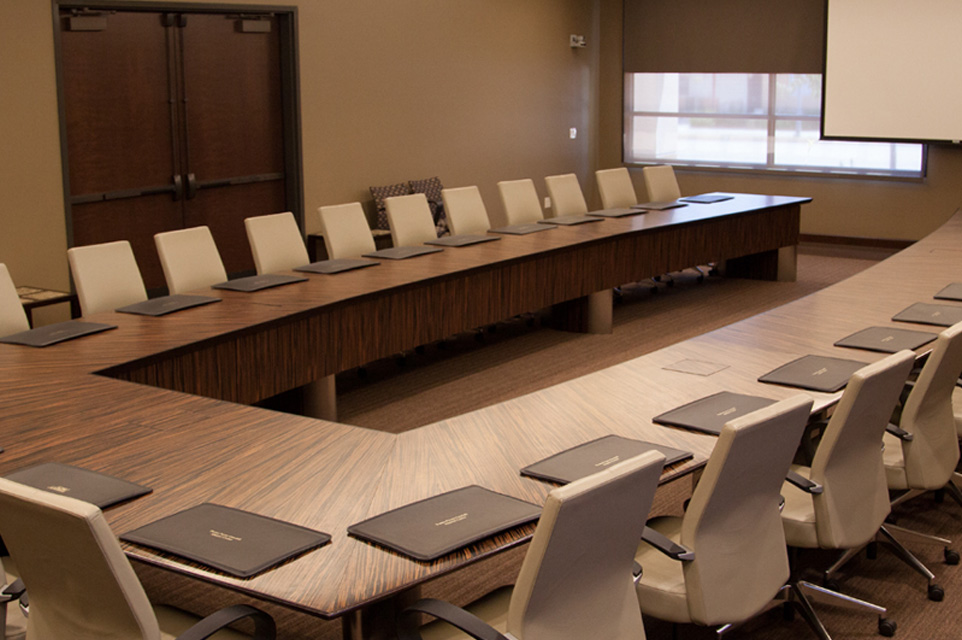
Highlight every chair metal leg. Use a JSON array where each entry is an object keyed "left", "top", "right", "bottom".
[
  {"left": 824, "top": 546, "right": 863, "bottom": 582},
  {"left": 878, "top": 526, "right": 937, "bottom": 583},
  {"left": 796, "top": 581, "right": 887, "bottom": 615},
  {"left": 890, "top": 489, "right": 923, "bottom": 509},
  {"left": 789, "top": 583, "right": 833, "bottom": 640},
  {"left": 944, "top": 477, "right": 962, "bottom": 508}
]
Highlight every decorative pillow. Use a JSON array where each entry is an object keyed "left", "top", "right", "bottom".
[
  {"left": 370, "top": 182, "right": 411, "bottom": 230},
  {"left": 410, "top": 176, "right": 448, "bottom": 236}
]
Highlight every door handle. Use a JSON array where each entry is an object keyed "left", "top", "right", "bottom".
[
  {"left": 186, "top": 172, "right": 198, "bottom": 200},
  {"left": 173, "top": 174, "right": 184, "bottom": 201}
]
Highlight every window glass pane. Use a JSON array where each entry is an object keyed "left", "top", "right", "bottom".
[
  {"left": 630, "top": 116, "right": 768, "bottom": 165},
  {"left": 632, "top": 73, "right": 768, "bottom": 115},
  {"left": 775, "top": 74, "right": 821, "bottom": 117},
  {"left": 774, "top": 120, "right": 924, "bottom": 172}
]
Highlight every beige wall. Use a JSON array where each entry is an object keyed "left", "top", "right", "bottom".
[
  {"left": 0, "top": 0, "right": 597, "bottom": 297},
  {"left": 596, "top": 0, "right": 962, "bottom": 242}
]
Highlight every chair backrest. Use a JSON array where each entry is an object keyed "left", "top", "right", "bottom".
[
  {"left": 899, "top": 321, "right": 962, "bottom": 488},
  {"left": 809, "top": 350, "right": 916, "bottom": 548},
  {"left": 595, "top": 168, "right": 638, "bottom": 210},
  {"left": 0, "top": 477, "right": 161, "bottom": 640},
  {"left": 498, "top": 179, "right": 544, "bottom": 225},
  {"left": 153, "top": 226, "right": 227, "bottom": 294},
  {"left": 384, "top": 193, "right": 438, "bottom": 248},
  {"left": 680, "top": 394, "right": 812, "bottom": 626},
  {"left": 507, "top": 451, "right": 665, "bottom": 640},
  {"left": 544, "top": 173, "right": 588, "bottom": 217},
  {"left": 642, "top": 165, "right": 681, "bottom": 202},
  {"left": 244, "top": 212, "right": 309, "bottom": 274},
  {"left": 440, "top": 186, "right": 491, "bottom": 236},
  {"left": 315, "top": 203, "right": 377, "bottom": 260},
  {"left": 67, "top": 240, "right": 148, "bottom": 316},
  {"left": 0, "top": 263, "right": 30, "bottom": 337}
]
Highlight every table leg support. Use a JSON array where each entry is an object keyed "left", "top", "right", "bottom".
[
  {"left": 719, "top": 244, "right": 797, "bottom": 282},
  {"left": 550, "top": 289, "right": 613, "bottom": 334},
  {"left": 303, "top": 374, "right": 337, "bottom": 422},
  {"left": 342, "top": 587, "right": 422, "bottom": 640}
]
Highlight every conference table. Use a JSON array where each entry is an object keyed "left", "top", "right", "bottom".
[{"left": 0, "top": 192, "right": 850, "bottom": 638}]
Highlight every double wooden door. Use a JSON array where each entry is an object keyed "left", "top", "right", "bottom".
[{"left": 58, "top": 7, "right": 296, "bottom": 290}]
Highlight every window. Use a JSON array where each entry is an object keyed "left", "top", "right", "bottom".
[{"left": 625, "top": 73, "right": 924, "bottom": 178}]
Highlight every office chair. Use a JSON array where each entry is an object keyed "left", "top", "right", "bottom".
[
  {"left": 0, "top": 264, "right": 30, "bottom": 337},
  {"left": 67, "top": 240, "right": 148, "bottom": 316},
  {"left": 244, "top": 212, "right": 310, "bottom": 274},
  {"left": 0, "top": 477, "right": 275, "bottom": 639},
  {"left": 397, "top": 450, "right": 665, "bottom": 640},
  {"left": 409, "top": 176, "right": 449, "bottom": 236},
  {"left": 315, "top": 203, "right": 377, "bottom": 260},
  {"left": 884, "top": 322, "right": 962, "bottom": 546},
  {"left": 154, "top": 226, "right": 227, "bottom": 294},
  {"left": 384, "top": 193, "right": 439, "bottom": 247},
  {"left": 642, "top": 165, "right": 682, "bottom": 203},
  {"left": 634, "top": 395, "right": 816, "bottom": 637},
  {"left": 543, "top": 173, "right": 588, "bottom": 218},
  {"left": 953, "top": 376, "right": 961, "bottom": 437},
  {"left": 370, "top": 181, "right": 412, "bottom": 230},
  {"left": 440, "top": 186, "right": 492, "bottom": 236},
  {"left": 595, "top": 167, "right": 638, "bottom": 210},
  {"left": 1, "top": 555, "right": 27, "bottom": 640},
  {"left": 780, "top": 351, "right": 916, "bottom": 635},
  {"left": 497, "top": 179, "right": 544, "bottom": 226}
]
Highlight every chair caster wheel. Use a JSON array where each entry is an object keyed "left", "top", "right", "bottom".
[
  {"left": 934, "top": 489, "right": 945, "bottom": 503},
  {"left": 945, "top": 548, "right": 960, "bottom": 565},
  {"left": 928, "top": 584, "right": 944, "bottom": 601},
  {"left": 415, "top": 345, "right": 426, "bottom": 355},
  {"left": 867, "top": 542, "right": 878, "bottom": 560},
  {"left": 696, "top": 275, "right": 704, "bottom": 283},
  {"left": 878, "top": 617, "right": 897, "bottom": 637},
  {"left": 823, "top": 578, "right": 841, "bottom": 592}
]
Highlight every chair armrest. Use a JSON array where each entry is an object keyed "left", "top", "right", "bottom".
[
  {"left": 397, "top": 598, "right": 508, "bottom": 640},
  {"left": 1, "top": 579, "right": 24, "bottom": 601},
  {"left": 176, "top": 604, "right": 275, "bottom": 640},
  {"left": 956, "top": 376, "right": 961, "bottom": 389},
  {"left": 786, "top": 470, "right": 823, "bottom": 495},
  {"left": 641, "top": 526, "right": 694, "bottom": 561},
  {"left": 886, "top": 423, "right": 914, "bottom": 441}
]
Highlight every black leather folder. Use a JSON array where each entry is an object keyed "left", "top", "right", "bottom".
[
  {"left": 758, "top": 355, "right": 867, "bottom": 393},
  {"left": 116, "top": 294, "right": 220, "bottom": 316},
  {"left": 521, "top": 435, "right": 690, "bottom": 484},
  {"left": 892, "top": 302, "right": 962, "bottom": 327},
  {"left": 934, "top": 283, "right": 962, "bottom": 302},
  {"left": 363, "top": 246, "right": 443, "bottom": 260},
  {"left": 295, "top": 258, "right": 379, "bottom": 274},
  {"left": 631, "top": 201, "right": 687, "bottom": 211},
  {"left": 212, "top": 274, "right": 308, "bottom": 292},
  {"left": 537, "top": 215, "right": 603, "bottom": 226},
  {"left": 5, "top": 462, "right": 151, "bottom": 509},
  {"left": 587, "top": 208, "right": 645, "bottom": 218},
  {"left": 122, "top": 503, "right": 330, "bottom": 578},
  {"left": 834, "top": 326, "right": 937, "bottom": 353},
  {"left": 425, "top": 235, "right": 501, "bottom": 247},
  {"left": 488, "top": 223, "right": 556, "bottom": 235},
  {"left": 0, "top": 321, "right": 116, "bottom": 347},
  {"left": 347, "top": 485, "right": 541, "bottom": 562},
  {"left": 679, "top": 194, "right": 734, "bottom": 204},
  {"left": 652, "top": 391, "right": 777, "bottom": 435}
]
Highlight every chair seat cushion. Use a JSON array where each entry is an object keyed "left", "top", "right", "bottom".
[
  {"left": 634, "top": 516, "right": 691, "bottom": 624},
  {"left": 419, "top": 585, "right": 512, "bottom": 640},
  {"left": 779, "top": 465, "right": 819, "bottom": 549},
  {"left": 156, "top": 604, "right": 253, "bottom": 640},
  {"left": 882, "top": 431, "right": 909, "bottom": 490}
]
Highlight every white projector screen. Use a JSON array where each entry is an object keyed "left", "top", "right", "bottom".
[{"left": 823, "top": 0, "right": 962, "bottom": 144}]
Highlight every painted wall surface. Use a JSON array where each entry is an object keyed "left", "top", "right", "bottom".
[{"left": 0, "top": 0, "right": 596, "bottom": 299}]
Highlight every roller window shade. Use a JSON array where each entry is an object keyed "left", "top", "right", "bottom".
[{"left": 624, "top": 0, "right": 825, "bottom": 74}]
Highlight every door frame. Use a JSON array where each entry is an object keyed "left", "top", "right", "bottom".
[{"left": 51, "top": 1, "right": 304, "bottom": 251}]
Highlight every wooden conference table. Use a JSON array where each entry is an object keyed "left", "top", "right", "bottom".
[{"left": 0, "top": 194, "right": 824, "bottom": 637}]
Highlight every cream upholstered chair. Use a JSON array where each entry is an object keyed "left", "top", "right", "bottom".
[
  {"left": 244, "top": 211, "right": 309, "bottom": 274},
  {"left": 1, "top": 555, "right": 27, "bottom": 640},
  {"left": 315, "top": 203, "right": 376, "bottom": 260},
  {"left": 497, "top": 179, "right": 543, "bottom": 226},
  {"left": 384, "top": 193, "right": 438, "bottom": 247},
  {"left": 0, "top": 477, "right": 275, "bottom": 640},
  {"left": 780, "top": 351, "right": 915, "bottom": 633},
  {"left": 397, "top": 450, "right": 666, "bottom": 640},
  {"left": 885, "top": 322, "right": 962, "bottom": 504},
  {"left": 634, "top": 395, "right": 813, "bottom": 637},
  {"left": 68, "top": 240, "right": 148, "bottom": 316},
  {"left": 440, "top": 187, "right": 491, "bottom": 236},
  {"left": 595, "top": 168, "right": 638, "bottom": 210},
  {"left": 954, "top": 382, "right": 962, "bottom": 437},
  {"left": 642, "top": 165, "right": 681, "bottom": 202},
  {"left": 154, "top": 226, "right": 227, "bottom": 294},
  {"left": 543, "top": 173, "right": 588, "bottom": 218},
  {"left": 0, "top": 264, "right": 30, "bottom": 337}
]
